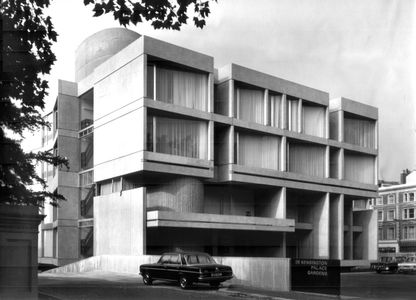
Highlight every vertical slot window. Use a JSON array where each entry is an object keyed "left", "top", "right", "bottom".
[
  {"left": 269, "top": 93, "right": 282, "bottom": 128},
  {"left": 287, "top": 96, "right": 299, "bottom": 132}
]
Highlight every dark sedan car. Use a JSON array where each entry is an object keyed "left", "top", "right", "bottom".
[{"left": 139, "top": 252, "right": 233, "bottom": 289}]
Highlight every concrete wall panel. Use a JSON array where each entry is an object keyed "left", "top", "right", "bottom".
[{"left": 94, "top": 188, "right": 146, "bottom": 256}]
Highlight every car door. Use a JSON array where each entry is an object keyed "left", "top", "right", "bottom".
[
  {"left": 165, "top": 254, "right": 181, "bottom": 281},
  {"left": 155, "top": 254, "right": 170, "bottom": 280}
]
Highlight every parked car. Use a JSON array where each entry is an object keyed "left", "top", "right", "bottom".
[
  {"left": 371, "top": 256, "right": 406, "bottom": 273},
  {"left": 398, "top": 256, "right": 416, "bottom": 273},
  {"left": 139, "top": 252, "right": 233, "bottom": 289}
]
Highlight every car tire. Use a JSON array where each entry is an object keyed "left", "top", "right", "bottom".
[
  {"left": 209, "top": 282, "right": 220, "bottom": 288},
  {"left": 143, "top": 273, "right": 153, "bottom": 285},
  {"left": 179, "top": 276, "right": 191, "bottom": 289}
]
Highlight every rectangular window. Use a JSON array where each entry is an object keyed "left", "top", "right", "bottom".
[
  {"left": 378, "top": 210, "right": 383, "bottom": 221},
  {"left": 388, "top": 194, "right": 395, "bottom": 204},
  {"left": 387, "top": 210, "right": 395, "bottom": 221},
  {"left": 410, "top": 193, "right": 415, "bottom": 202},
  {"left": 236, "top": 88, "right": 264, "bottom": 124},
  {"left": 376, "top": 197, "right": 383, "bottom": 205},
  {"left": 302, "top": 104, "right": 325, "bottom": 137},
  {"left": 387, "top": 227, "right": 395, "bottom": 240},
  {"left": 343, "top": 113, "right": 376, "bottom": 148},
  {"left": 269, "top": 93, "right": 282, "bottom": 128},
  {"left": 378, "top": 228, "right": 383, "bottom": 240},
  {"left": 403, "top": 208, "right": 415, "bottom": 220},
  {"left": 287, "top": 141, "right": 326, "bottom": 177},
  {"left": 403, "top": 226, "right": 415, "bottom": 240},
  {"left": 147, "top": 116, "right": 208, "bottom": 160},
  {"left": 154, "top": 66, "right": 208, "bottom": 111},
  {"left": 236, "top": 132, "right": 280, "bottom": 170},
  {"left": 344, "top": 151, "right": 375, "bottom": 185},
  {"left": 404, "top": 193, "right": 409, "bottom": 202}
]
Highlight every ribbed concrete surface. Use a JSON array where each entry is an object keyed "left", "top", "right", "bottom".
[{"left": 46, "top": 255, "right": 291, "bottom": 291}]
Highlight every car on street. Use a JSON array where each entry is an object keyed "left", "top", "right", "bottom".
[
  {"left": 398, "top": 256, "right": 416, "bottom": 273},
  {"left": 371, "top": 256, "right": 406, "bottom": 273},
  {"left": 139, "top": 252, "right": 233, "bottom": 289}
]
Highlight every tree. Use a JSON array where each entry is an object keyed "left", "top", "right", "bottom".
[{"left": 0, "top": 0, "right": 215, "bottom": 207}]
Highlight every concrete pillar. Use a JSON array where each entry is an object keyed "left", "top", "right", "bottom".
[
  {"left": 330, "top": 194, "right": 344, "bottom": 259},
  {"left": 344, "top": 199, "right": 353, "bottom": 260},
  {"left": 280, "top": 136, "right": 287, "bottom": 172},
  {"left": 325, "top": 107, "right": 330, "bottom": 139},
  {"left": 229, "top": 79, "right": 234, "bottom": 118},
  {"left": 338, "top": 110, "right": 344, "bottom": 142},
  {"left": 354, "top": 209, "right": 378, "bottom": 260},
  {"left": 264, "top": 89, "right": 269, "bottom": 126},
  {"left": 208, "top": 73, "right": 214, "bottom": 113},
  {"left": 276, "top": 187, "right": 287, "bottom": 219},
  {"left": 339, "top": 148, "right": 344, "bottom": 180},
  {"left": 297, "top": 98, "right": 303, "bottom": 133},
  {"left": 208, "top": 120, "right": 214, "bottom": 161},
  {"left": 281, "top": 94, "right": 287, "bottom": 129},
  {"left": 312, "top": 193, "right": 330, "bottom": 258},
  {"left": 325, "top": 146, "right": 330, "bottom": 178}
]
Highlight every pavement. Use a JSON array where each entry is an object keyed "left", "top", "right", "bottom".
[{"left": 38, "top": 271, "right": 351, "bottom": 300}]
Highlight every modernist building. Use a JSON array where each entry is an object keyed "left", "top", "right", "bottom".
[
  {"left": 375, "top": 171, "right": 416, "bottom": 254},
  {"left": 38, "top": 28, "right": 378, "bottom": 267}
]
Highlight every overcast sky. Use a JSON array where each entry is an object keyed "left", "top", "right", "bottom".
[{"left": 38, "top": 0, "right": 415, "bottom": 182}]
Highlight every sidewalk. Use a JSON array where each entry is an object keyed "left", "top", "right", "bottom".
[{"left": 38, "top": 271, "right": 355, "bottom": 300}]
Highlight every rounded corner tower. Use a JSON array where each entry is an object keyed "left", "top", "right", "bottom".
[{"left": 75, "top": 28, "right": 141, "bottom": 82}]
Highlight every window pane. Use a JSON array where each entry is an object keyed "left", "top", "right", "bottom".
[
  {"left": 156, "top": 67, "right": 207, "bottom": 111},
  {"left": 288, "top": 142, "right": 325, "bottom": 177},
  {"left": 302, "top": 104, "right": 325, "bottom": 137},
  {"left": 270, "top": 94, "right": 281, "bottom": 128},
  {"left": 154, "top": 116, "right": 208, "bottom": 159},
  {"left": 287, "top": 97, "right": 299, "bottom": 131},
  {"left": 237, "top": 88, "right": 264, "bottom": 124},
  {"left": 344, "top": 114, "right": 376, "bottom": 148},
  {"left": 237, "top": 133, "right": 280, "bottom": 170}
]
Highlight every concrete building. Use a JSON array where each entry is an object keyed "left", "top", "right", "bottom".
[
  {"left": 376, "top": 171, "right": 416, "bottom": 254},
  {"left": 38, "top": 28, "right": 378, "bottom": 267}
]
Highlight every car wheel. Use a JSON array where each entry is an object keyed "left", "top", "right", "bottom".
[
  {"left": 143, "top": 273, "right": 153, "bottom": 285},
  {"left": 179, "top": 276, "right": 191, "bottom": 289},
  {"left": 209, "top": 282, "right": 220, "bottom": 288}
]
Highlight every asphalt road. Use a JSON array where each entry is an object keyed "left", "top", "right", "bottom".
[
  {"left": 39, "top": 272, "right": 250, "bottom": 300},
  {"left": 342, "top": 272, "right": 416, "bottom": 300},
  {"left": 38, "top": 271, "right": 416, "bottom": 300}
]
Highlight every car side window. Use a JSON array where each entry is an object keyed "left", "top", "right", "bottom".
[
  {"left": 160, "top": 255, "right": 170, "bottom": 264},
  {"left": 170, "top": 254, "right": 180, "bottom": 265},
  {"left": 186, "top": 254, "right": 198, "bottom": 264}
]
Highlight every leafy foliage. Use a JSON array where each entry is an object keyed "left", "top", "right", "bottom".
[
  {"left": 84, "top": 0, "right": 216, "bottom": 29},
  {"left": 0, "top": 0, "right": 214, "bottom": 207},
  {"left": 0, "top": 0, "right": 67, "bottom": 207}
]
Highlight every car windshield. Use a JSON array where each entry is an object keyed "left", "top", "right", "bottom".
[
  {"left": 405, "top": 257, "right": 416, "bottom": 262},
  {"left": 184, "top": 254, "right": 216, "bottom": 265}
]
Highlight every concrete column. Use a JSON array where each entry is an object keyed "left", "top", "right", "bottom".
[
  {"left": 312, "top": 192, "right": 330, "bottom": 258},
  {"left": 330, "top": 194, "right": 344, "bottom": 259},
  {"left": 297, "top": 98, "right": 303, "bottom": 133},
  {"left": 344, "top": 199, "right": 353, "bottom": 260},
  {"left": 338, "top": 110, "right": 344, "bottom": 142},
  {"left": 143, "top": 54, "right": 148, "bottom": 98},
  {"left": 280, "top": 136, "right": 287, "bottom": 172},
  {"left": 264, "top": 89, "right": 269, "bottom": 126},
  {"left": 354, "top": 209, "right": 378, "bottom": 260},
  {"left": 281, "top": 94, "right": 287, "bottom": 129},
  {"left": 325, "top": 107, "right": 330, "bottom": 139},
  {"left": 208, "top": 120, "right": 214, "bottom": 161},
  {"left": 325, "top": 145, "right": 330, "bottom": 178},
  {"left": 339, "top": 148, "right": 344, "bottom": 180},
  {"left": 276, "top": 187, "right": 286, "bottom": 219},
  {"left": 230, "top": 126, "right": 235, "bottom": 165},
  {"left": 229, "top": 79, "right": 234, "bottom": 118},
  {"left": 208, "top": 73, "right": 214, "bottom": 113}
]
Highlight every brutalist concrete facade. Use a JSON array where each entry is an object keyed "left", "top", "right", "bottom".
[{"left": 38, "top": 28, "right": 378, "bottom": 267}]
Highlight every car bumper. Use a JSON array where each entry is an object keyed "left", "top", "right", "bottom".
[{"left": 197, "top": 275, "right": 233, "bottom": 283}]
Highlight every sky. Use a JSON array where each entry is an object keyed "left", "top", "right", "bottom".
[{"left": 35, "top": 0, "right": 416, "bottom": 182}]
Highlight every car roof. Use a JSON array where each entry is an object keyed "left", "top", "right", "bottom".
[{"left": 161, "top": 251, "right": 211, "bottom": 256}]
